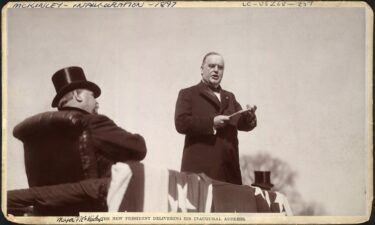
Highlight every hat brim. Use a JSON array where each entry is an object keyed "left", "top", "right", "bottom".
[
  {"left": 252, "top": 183, "right": 274, "bottom": 190},
  {"left": 52, "top": 81, "right": 101, "bottom": 107}
]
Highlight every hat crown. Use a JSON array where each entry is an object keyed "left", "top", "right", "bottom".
[
  {"left": 252, "top": 171, "right": 274, "bottom": 190},
  {"left": 51, "top": 66, "right": 101, "bottom": 108},
  {"left": 52, "top": 66, "right": 87, "bottom": 92}
]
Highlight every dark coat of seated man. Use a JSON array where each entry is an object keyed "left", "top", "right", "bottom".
[
  {"left": 52, "top": 66, "right": 147, "bottom": 177},
  {"left": 8, "top": 66, "right": 147, "bottom": 216}
]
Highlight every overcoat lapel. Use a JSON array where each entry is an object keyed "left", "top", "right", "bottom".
[
  {"left": 198, "top": 83, "right": 221, "bottom": 109},
  {"left": 220, "top": 91, "right": 230, "bottom": 113}
]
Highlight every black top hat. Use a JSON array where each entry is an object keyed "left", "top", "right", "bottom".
[
  {"left": 252, "top": 171, "right": 274, "bottom": 190},
  {"left": 51, "top": 66, "right": 101, "bottom": 107}
]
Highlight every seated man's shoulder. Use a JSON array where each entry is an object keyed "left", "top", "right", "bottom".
[
  {"left": 81, "top": 113, "right": 114, "bottom": 127},
  {"left": 85, "top": 113, "right": 111, "bottom": 121}
]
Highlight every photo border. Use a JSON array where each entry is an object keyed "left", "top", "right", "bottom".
[{"left": 1, "top": 1, "right": 373, "bottom": 224}]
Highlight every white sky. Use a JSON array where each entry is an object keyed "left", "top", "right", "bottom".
[{"left": 3, "top": 6, "right": 371, "bottom": 216}]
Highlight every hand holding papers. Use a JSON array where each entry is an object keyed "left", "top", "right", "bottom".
[
  {"left": 214, "top": 105, "right": 257, "bottom": 130},
  {"left": 229, "top": 105, "right": 257, "bottom": 118},
  {"left": 214, "top": 115, "right": 230, "bottom": 129}
]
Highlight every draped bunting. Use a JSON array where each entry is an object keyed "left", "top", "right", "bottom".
[
  {"left": 8, "top": 161, "right": 292, "bottom": 216},
  {"left": 107, "top": 162, "right": 292, "bottom": 215}
]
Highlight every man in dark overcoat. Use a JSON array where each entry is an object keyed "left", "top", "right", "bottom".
[
  {"left": 52, "top": 66, "right": 147, "bottom": 177},
  {"left": 7, "top": 66, "right": 147, "bottom": 216},
  {"left": 175, "top": 52, "right": 257, "bottom": 185}
]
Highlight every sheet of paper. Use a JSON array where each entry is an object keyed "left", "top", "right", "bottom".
[{"left": 229, "top": 108, "right": 252, "bottom": 118}]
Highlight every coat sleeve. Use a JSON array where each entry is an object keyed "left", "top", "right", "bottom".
[
  {"left": 84, "top": 115, "right": 147, "bottom": 162},
  {"left": 233, "top": 95, "right": 257, "bottom": 132},
  {"left": 174, "top": 88, "right": 215, "bottom": 135}
]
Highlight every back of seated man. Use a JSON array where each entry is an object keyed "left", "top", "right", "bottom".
[
  {"left": 7, "top": 66, "right": 147, "bottom": 216},
  {"left": 52, "top": 66, "right": 147, "bottom": 177}
]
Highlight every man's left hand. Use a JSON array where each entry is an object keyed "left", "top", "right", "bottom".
[{"left": 243, "top": 104, "right": 257, "bottom": 125}]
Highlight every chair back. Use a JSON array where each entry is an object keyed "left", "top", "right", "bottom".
[{"left": 13, "top": 111, "right": 98, "bottom": 187}]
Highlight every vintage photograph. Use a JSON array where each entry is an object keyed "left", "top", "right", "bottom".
[{"left": 1, "top": 1, "right": 372, "bottom": 224}]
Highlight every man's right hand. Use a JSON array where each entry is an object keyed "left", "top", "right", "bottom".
[{"left": 213, "top": 115, "right": 230, "bottom": 129}]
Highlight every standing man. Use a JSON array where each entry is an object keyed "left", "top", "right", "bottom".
[
  {"left": 175, "top": 52, "right": 257, "bottom": 185},
  {"left": 52, "top": 66, "right": 147, "bottom": 177}
]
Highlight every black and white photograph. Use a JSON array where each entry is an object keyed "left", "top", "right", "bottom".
[{"left": 1, "top": 1, "right": 373, "bottom": 224}]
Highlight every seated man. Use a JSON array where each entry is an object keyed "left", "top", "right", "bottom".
[
  {"left": 8, "top": 66, "right": 147, "bottom": 216},
  {"left": 51, "top": 66, "right": 147, "bottom": 177}
]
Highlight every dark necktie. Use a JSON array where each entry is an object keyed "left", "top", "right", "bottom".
[{"left": 209, "top": 85, "right": 221, "bottom": 93}]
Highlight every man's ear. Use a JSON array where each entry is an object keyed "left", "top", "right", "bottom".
[{"left": 73, "top": 90, "right": 83, "bottom": 102}]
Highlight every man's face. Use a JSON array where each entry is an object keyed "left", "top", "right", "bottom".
[
  {"left": 201, "top": 54, "right": 224, "bottom": 87},
  {"left": 78, "top": 89, "right": 99, "bottom": 114}
]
